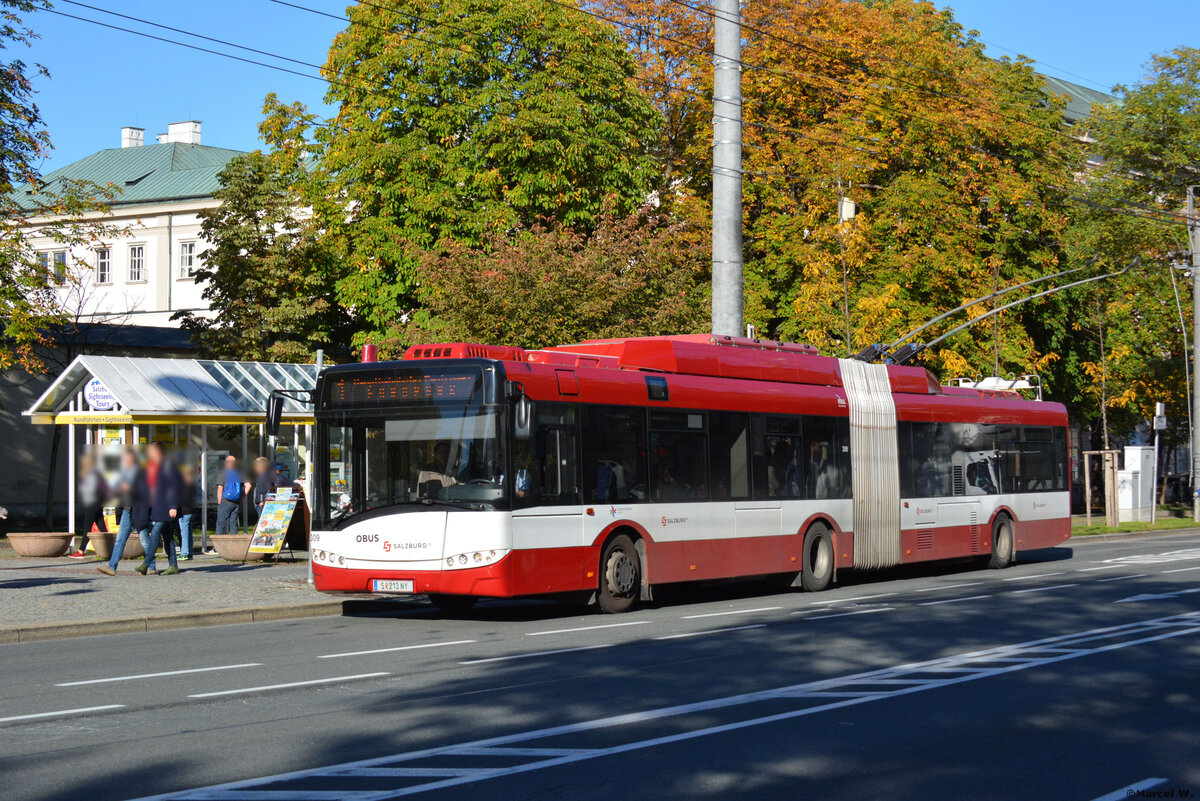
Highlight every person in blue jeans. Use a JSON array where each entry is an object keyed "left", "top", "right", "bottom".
[
  {"left": 97, "top": 447, "right": 148, "bottom": 576},
  {"left": 177, "top": 464, "right": 199, "bottom": 560},
  {"left": 214, "top": 455, "right": 250, "bottom": 545},
  {"left": 138, "top": 441, "right": 182, "bottom": 576}
]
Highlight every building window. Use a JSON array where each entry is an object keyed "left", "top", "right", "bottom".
[
  {"left": 129, "top": 245, "right": 144, "bottom": 281},
  {"left": 96, "top": 248, "right": 111, "bottom": 284},
  {"left": 40, "top": 250, "right": 68, "bottom": 284},
  {"left": 179, "top": 241, "right": 197, "bottom": 278}
]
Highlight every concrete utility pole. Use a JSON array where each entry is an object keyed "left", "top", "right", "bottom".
[
  {"left": 711, "top": 0, "right": 743, "bottom": 337},
  {"left": 1189, "top": 186, "right": 1200, "bottom": 521}
]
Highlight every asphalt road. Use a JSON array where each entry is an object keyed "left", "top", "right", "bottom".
[{"left": 3, "top": 532, "right": 1200, "bottom": 801}]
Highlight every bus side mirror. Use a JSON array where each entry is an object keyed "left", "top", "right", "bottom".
[
  {"left": 514, "top": 395, "right": 533, "bottom": 440},
  {"left": 265, "top": 393, "right": 283, "bottom": 438}
]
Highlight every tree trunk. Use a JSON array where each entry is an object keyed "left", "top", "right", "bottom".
[{"left": 43, "top": 424, "right": 62, "bottom": 529}]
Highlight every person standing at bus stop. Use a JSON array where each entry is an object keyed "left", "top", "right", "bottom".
[{"left": 214, "top": 455, "right": 251, "bottom": 544}]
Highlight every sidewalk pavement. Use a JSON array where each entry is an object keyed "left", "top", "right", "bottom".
[{"left": 0, "top": 546, "right": 399, "bottom": 643}]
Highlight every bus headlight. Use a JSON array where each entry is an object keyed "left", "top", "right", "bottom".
[{"left": 442, "top": 549, "right": 509, "bottom": 570}]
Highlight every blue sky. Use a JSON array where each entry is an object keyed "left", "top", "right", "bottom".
[{"left": 26, "top": 0, "right": 1200, "bottom": 173}]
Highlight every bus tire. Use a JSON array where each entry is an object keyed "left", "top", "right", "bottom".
[
  {"left": 428, "top": 594, "right": 477, "bottom": 614},
  {"left": 988, "top": 515, "right": 1014, "bottom": 569},
  {"left": 598, "top": 534, "right": 641, "bottom": 614},
  {"left": 801, "top": 523, "right": 834, "bottom": 592}
]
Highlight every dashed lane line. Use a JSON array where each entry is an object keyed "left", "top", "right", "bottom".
[
  {"left": 188, "top": 673, "right": 390, "bottom": 699},
  {"left": 1002, "top": 572, "right": 1065, "bottom": 582},
  {"left": 1012, "top": 583, "right": 1079, "bottom": 595},
  {"left": 653, "top": 624, "right": 766, "bottom": 640},
  {"left": 459, "top": 645, "right": 611, "bottom": 665},
  {"left": 319, "top": 641, "right": 476, "bottom": 659},
  {"left": 800, "top": 607, "right": 896, "bottom": 621},
  {"left": 918, "top": 595, "right": 992, "bottom": 606},
  {"left": 810, "top": 592, "right": 897, "bottom": 605},
  {"left": 57, "top": 663, "right": 262, "bottom": 686},
  {"left": 525, "top": 622, "right": 648, "bottom": 637},
  {"left": 682, "top": 607, "right": 782, "bottom": 619},
  {"left": 1098, "top": 574, "right": 1149, "bottom": 582},
  {"left": 913, "top": 582, "right": 982, "bottom": 592}
]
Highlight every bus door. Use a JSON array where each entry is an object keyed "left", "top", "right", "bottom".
[{"left": 511, "top": 413, "right": 584, "bottom": 593}]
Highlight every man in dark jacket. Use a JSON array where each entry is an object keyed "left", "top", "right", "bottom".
[{"left": 138, "top": 441, "right": 182, "bottom": 576}]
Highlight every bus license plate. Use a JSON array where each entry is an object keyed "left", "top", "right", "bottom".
[{"left": 372, "top": 579, "right": 414, "bottom": 594}]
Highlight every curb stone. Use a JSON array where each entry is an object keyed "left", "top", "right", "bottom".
[
  {"left": 0, "top": 597, "right": 417, "bottom": 644},
  {"left": 1068, "top": 527, "right": 1200, "bottom": 543}
]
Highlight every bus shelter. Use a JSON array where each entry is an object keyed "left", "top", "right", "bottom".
[{"left": 24, "top": 355, "right": 317, "bottom": 549}]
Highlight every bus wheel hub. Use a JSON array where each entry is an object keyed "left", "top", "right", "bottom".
[{"left": 607, "top": 552, "right": 636, "bottom": 595}]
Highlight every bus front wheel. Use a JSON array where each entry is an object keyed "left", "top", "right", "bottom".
[
  {"left": 988, "top": 516, "right": 1014, "bottom": 569},
  {"left": 598, "top": 534, "right": 641, "bottom": 614},
  {"left": 801, "top": 523, "right": 834, "bottom": 592}
]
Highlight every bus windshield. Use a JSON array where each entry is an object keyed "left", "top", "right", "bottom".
[{"left": 323, "top": 407, "right": 505, "bottom": 525}]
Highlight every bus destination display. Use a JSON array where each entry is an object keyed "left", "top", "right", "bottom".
[{"left": 328, "top": 370, "right": 480, "bottom": 406}]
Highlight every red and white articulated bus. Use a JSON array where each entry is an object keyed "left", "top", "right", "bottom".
[{"left": 310, "top": 335, "right": 1070, "bottom": 613}]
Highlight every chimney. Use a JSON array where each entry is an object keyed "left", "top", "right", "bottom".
[
  {"left": 164, "top": 120, "right": 202, "bottom": 145},
  {"left": 121, "top": 127, "right": 144, "bottom": 148}
]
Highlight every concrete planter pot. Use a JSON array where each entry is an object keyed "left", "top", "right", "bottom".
[
  {"left": 7, "top": 532, "right": 73, "bottom": 558},
  {"left": 211, "top": 534, "right": 267, "bottom": 562},
  {"left": 88, "top": 531, "right": 145, "bottom": 561}
]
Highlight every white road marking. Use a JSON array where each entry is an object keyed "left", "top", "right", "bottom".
[
  {"left": 802, "top": 607, "right": 896, "bottom": 620},
  {"left": 918, "top": 595, "right": 992, "bottom": 606},
  {"left": 1115, "top": 588, "right": 1200, "bottom": 604},
  {"left": 459, "top": 645, "right": 611, "bottom": 665},
  {"left": 56, "top": 663, "right": 262, "bottom": 686},
  {"left": 1002, "top": 572, "right": 1065, "bottom": 582},
  {"left": 1098, "top": 573, "right": 1148, "bottom": 582},
  {"left": 0, "top": 705, "right": 125, "bottom": 724},
  {"left": 1163, "top": 565, "right": 1200, "bottom": 574},
  {"left": 654, "top": 624, "right": 765, "bottom": 640},
  {"left": 318, "top": 640, "right": 476, "bottom": 659},
  {"left": 187, "top": 673, "right": 390, "bottom": 698},
  {"left": 525, "top": 622, "right": 649, "bottom": 636},
  {"left": 1089, "top": 778, "right": 1168, "bottom": 801},
  {"left": 1076, "top": 565, "right": 1122, "bottom": 572},
  {"left": 1012, "top": 583, "right": 1078, "bottom": 595},
  {"left": 682, "top": 606, "right": 782, "bottom": 619},
  {"left": 913, "top": 582, "right": 981, "bottom": 593},
  {"left": 810, "top": 592, "right": 897, "bottom": 605},
  {"left": 130, "top": 611, "right": 1200, "bottom": 801}
]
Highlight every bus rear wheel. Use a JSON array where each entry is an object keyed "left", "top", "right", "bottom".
[
  {"left": 988, "top": 516, "right": 1014, "bottom": 569},
  {"left": 801, "top": 523, "right": 834, "bottom": 592},
  {"left": 428, "top": 594, "right": 477, "bottom": 614},
  {"left": 598, "top": 534, "right": 641, "bottom": 614}
]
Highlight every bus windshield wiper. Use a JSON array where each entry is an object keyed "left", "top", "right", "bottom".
[{"left": 419, "top": 498, "right": 493, "bottom": 511}]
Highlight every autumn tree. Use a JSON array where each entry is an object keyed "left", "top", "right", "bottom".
[
  {"left": 264, "top": 0, "right": 663, "bottom": 348},
  {"left": 398, "top": 207, "right": 708, "bottom": 349},
  {"left": 175, "top": 144, "right": 353, "bottom": 363}
]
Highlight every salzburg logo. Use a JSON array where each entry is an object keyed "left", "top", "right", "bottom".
[{"left": 661, "top": 516, "right": 687, "bottom": 526}]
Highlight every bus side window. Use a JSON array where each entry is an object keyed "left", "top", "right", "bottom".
[
  {"left": 648, "top": 411, "right": 708, "bottom": 501},
  {"left": 802, "top": 416, "right": 842, "bottom": 500},
  {"left": 709, "top": 412, "right": 750, "bottom": 500},
  {"left": 762, "top": 415, "right": 801, "bottom": 498},
  {"left": 581, "top": 406, "right": 646, "bottom": 503}
]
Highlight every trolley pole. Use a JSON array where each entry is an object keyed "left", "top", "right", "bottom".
[
  {"left": 711, "top": 0, "right": 743, "bottom": 338},
  {"left": 1189, "top": 186, "right": 1200, "bottom": 521}
]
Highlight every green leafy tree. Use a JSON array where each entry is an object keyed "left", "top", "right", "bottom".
[
  {"left": 0, "top": 0, "right": 118, "bottom": 372},
  {"left": 176, "top": 146, "right": 353, "bottom": 362},
  {"left": 266, "top": 0, "right": 663, "bottom": 345},
  {"left": 397, "top": 207, "right": 708, "bottom": 350},
  {"left": 1050, "top": 47, "right": 1199, "bottom": 449}
]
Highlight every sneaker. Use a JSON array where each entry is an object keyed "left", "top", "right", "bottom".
[
  {"left": 162, "top": 566, "right": 180, "bottom": 576},
  {"left": 135, "top": 561, "right": 149, "bottom": 575},
  {"left": 181, "top": 554, "right": 193, "bottom": 561},
  {"left": 67, "top": 551, "right": 87, "bottom": 559},
  {"left": 96, "top": 564, "right": 116, "bottom": 576}
]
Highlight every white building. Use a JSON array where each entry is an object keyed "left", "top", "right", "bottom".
[{"left": 19, "top": 121, "right": 245, "bottom": 326}]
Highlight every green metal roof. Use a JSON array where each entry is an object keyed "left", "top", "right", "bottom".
[
  {"left": 14, "top": 141, "right": 246, "bottom": 211},
  {"left": 1041, "top": 75, "right": 1117, "bottom": 127}
]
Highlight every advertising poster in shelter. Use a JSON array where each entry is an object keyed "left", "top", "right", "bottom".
[{"left": 249, "top": 491, "right": 298, "bottom": 554}]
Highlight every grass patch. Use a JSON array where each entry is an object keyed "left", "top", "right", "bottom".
[{"left": 1071, "top": 516, "right": 1199, "bottom": 536}]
